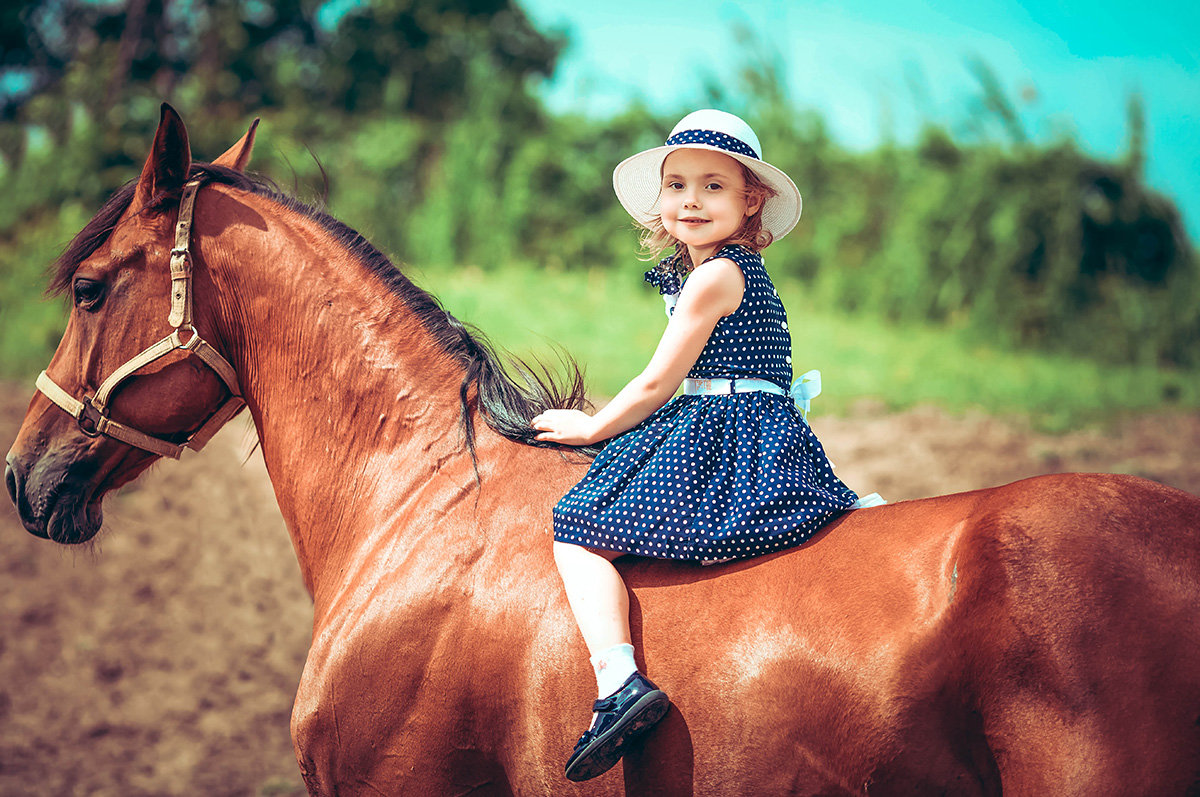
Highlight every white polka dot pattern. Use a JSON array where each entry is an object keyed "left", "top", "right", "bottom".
[
  {"left": 553, "top": 244, "right": 858, "bottom": 563},
  {"left": 684, "top": 245, "right": 793, "bottom": 388},
  {"left": 664, "top": 128, "right": 759, "bottom": 158}
]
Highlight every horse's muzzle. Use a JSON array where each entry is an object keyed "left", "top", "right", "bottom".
[{"left": 4, "top": 448, "right": 102, "bottom": 544}]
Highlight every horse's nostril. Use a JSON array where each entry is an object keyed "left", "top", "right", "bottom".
[
  {"left": 4, "top": 460, "right": 17, "bottom": 504},
  {"left": 5, "top": 462, "right": 17, "bottom": 506}
]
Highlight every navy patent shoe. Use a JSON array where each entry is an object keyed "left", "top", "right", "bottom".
[{"left": 564, "top": 672, "right": 670, "bottom": 782}]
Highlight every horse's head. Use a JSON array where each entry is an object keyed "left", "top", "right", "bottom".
[{"left": 5, "top": 104, "right": 257, "bottom": 544}]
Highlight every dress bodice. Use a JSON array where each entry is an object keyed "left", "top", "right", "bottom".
[{"left": 646, "top": 244, "right": 793, "bottom": 389}]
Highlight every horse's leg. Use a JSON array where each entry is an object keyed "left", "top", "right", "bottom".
[
  {"left": 290, "top": 651, "right": 334, "bottom": 796},
  {"left": 289, "top": 628, "right": 518, "bottom": 796}
]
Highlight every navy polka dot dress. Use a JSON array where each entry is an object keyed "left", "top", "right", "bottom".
[{"left": 553, "top": 244, "right": 859, "bottom": 564}]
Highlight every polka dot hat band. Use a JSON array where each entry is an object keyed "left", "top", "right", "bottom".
[{"left": 612, "top": 109, "right": 803, "bottom": 242}]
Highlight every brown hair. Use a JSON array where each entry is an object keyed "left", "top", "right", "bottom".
[{"left": 638, "top": 161, "right": 778, "bottom": 278}]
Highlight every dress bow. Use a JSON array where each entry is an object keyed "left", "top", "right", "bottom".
[{"left": 790, "top": 369, "right": 822, "bottom": 420}]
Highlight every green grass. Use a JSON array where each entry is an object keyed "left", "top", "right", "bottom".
[
  {"left": 412, "top": 261, "right": 1200, "bottom": 432},
  {"left": 5, "top": 253, "right": 1194, "bottom": 433}
]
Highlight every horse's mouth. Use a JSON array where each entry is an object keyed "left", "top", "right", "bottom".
[
  {"left": 43, "top": 488, "right": 104, "bottom": 544},
  {"left": 8, "top": 450, "right": 106, "bottom": 545},
  {"left": 19, "top": 478, "right": 105, "bottom": 544}
]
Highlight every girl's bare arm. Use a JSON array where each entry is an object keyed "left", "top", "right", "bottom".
[{"left": 532, "top": 258, "right": 744, "bottom": 446}]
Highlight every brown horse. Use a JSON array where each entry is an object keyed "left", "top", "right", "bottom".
[{"left": 7, "top": 105, "right": 1200, "bottom": 795}]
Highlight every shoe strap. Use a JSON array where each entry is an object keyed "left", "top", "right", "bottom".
[{"left": 573, "top": 728, "right": 597, "bottom": 751}]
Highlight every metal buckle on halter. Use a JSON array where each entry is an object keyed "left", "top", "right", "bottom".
[
  {"left": 170, "top": 246, "right": 190, "bottom": 282},
  {"left": 77, "top": 397, "right": 104, "bottom": 438},
  {"left": 169, "top": 247, "right": 190, "bottom": 274},
  {"left": 173, "top": 324, "right": 201, "bottom": 349}
]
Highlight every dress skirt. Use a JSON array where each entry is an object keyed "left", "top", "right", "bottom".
[{"left": 552, "top": 390, "right": 858, "bottom": 564}]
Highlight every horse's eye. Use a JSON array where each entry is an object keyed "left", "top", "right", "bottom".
[{"left": 73, "top": 278, "right": 106, "bottom": 311}]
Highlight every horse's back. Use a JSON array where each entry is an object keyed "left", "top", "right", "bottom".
[
  {"left": 621, "top": 483, "right": 995, "bottom": 792},
  {"left": 624, "top": 473, "right": 1200, "bottom": 794}
]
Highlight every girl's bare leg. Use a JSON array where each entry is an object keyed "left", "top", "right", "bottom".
[
  {"left": 553, "top": 541, "right": 630, "bottom": 657},
  {"left": 554, "top": 541, "right": 669, "bottom": 782}
]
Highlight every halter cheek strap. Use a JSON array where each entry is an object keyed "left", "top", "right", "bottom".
[
  {"left": 169, "top": 176, "right": 198, "bottom": 327},
  {"left": 36, "top": 178, "right": 245, "bottom": 460}
]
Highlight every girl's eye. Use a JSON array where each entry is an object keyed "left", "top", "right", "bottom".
[
  {"left": 73, "top": 278, "right": 107, "bottom": 311},
  {"left": 667, "top": 181, "right": 684, "bottom": 190},
  {"left": 706, "top": 182, "right": 723, "bottom": 191}
]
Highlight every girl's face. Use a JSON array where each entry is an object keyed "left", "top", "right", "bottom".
[{"left": 659, "top": 148, "right": 761, "bottom": 264}]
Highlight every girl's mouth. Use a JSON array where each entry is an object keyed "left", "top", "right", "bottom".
[{"left": 680, "top": 218, "right": 710, "bottom": 226}]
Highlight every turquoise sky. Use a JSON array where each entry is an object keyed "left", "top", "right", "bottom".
[{"left": 521, "top": 0, "right": 1200, "bottom": 239}]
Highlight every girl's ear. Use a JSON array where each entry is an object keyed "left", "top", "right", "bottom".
[{"left": 746, "top": 196, "right": 763, "bottom": 218}]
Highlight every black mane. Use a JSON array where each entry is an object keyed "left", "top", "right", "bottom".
[{"left": 51, "top": 162, "right": 598, "bottom": 461}]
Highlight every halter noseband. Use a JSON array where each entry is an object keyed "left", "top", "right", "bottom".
[{"left": 35, "top": 178, "right": 245, "bottom": 460}]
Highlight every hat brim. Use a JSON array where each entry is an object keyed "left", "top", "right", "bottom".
[{"left": 612, "top": 143, "right": 803, "bottom": 242}]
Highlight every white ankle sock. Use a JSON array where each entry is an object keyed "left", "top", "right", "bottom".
[{"left": 591, "top": 643, "right": 638, "bottom": 698}]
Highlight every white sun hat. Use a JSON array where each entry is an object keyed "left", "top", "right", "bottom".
[{"left": 612, "top": 109, "right": 803, "bottom": 242}]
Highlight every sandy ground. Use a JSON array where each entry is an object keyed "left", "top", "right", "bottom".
[{"left": 1, "top": 380, "right": 1198, "bottom": 796}]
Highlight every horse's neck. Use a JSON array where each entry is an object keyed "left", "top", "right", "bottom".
[{"left": 197, "top": 189, "right": 501, "bottom": 595}]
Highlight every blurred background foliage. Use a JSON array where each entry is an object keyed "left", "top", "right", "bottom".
[{"left": 0, "top": 0, "right": 1196, "bottom": 401}]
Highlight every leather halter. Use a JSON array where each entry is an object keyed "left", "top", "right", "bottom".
[{"left": 35, "top": 178, "right": 245, "bottom": 460}]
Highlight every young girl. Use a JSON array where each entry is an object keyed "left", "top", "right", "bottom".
[{"left": 532, "top": 109, "right": 874, "bottom": 782}]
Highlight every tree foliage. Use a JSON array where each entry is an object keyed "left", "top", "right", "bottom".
[{"left": 0, "top": 0, "right": 560, "bottom": 163}]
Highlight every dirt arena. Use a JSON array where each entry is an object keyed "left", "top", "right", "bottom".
[{"left": 2, "top": 379, "right": 1198, "bottom": 796}]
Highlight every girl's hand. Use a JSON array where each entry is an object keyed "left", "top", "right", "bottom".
[{"left": 531, "top": 409, "right": 599, "bottom": 446}]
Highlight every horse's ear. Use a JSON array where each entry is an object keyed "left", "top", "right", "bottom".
[
  {"left": 133, "top": 103, "right": 192, "bottom": 210},
  {"left": 212, "top": 118, "right": 260, "bottom": 172}
]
